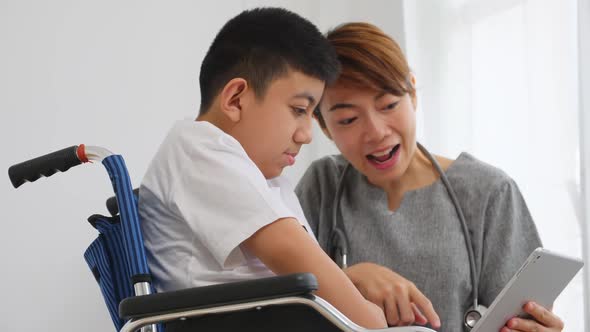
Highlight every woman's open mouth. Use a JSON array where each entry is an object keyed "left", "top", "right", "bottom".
[{"left": 366, "top": 144, "right": 400, "bottom": 170}]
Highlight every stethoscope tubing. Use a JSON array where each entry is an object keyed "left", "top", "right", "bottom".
[{"left": 329, "top": 142, "right": 481, "bottom": 311}]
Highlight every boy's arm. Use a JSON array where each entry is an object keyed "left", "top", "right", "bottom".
[{"left": 242, "top": 217, "right": 387, "bottom": 329}]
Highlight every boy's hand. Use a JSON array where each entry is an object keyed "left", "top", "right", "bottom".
[
  {"left": 344, "top": 262, "right": 441, "bottom": 329},
  {"left": 501, "top": 302, "right": 564, "bottom": 332}
]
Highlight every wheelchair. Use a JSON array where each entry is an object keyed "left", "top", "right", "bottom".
[{"left": 9, "top": 145, "right": 436, "bottom": 332}]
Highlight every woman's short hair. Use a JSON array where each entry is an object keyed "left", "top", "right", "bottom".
[{"left": 315, "top": 22, "right": 415, "bottom": 128}]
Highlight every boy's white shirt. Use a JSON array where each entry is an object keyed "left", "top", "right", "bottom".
[{"left": 139, "top": 119, "right": 316, "bottom": 292}]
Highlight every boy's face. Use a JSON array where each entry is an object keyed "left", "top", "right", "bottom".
[{"left": 233, "top": 70, "right": 324, "bottom": 179}]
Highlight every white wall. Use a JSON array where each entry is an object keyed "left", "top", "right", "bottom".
[
  {"left": 404, "top": 0, "right": 585, "bottom": 329},
  {"left": 579, "top": 0, "right": 590, "bottom": 329},
  {"left": 0, "top": 1, "right": 405, "bottom": 331},
  {"left": 1, "top": 2, "right": 239, "bottom": 330}
]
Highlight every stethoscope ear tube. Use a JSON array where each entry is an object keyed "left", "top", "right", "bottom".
[
  {"left": 330, "top": 161, "right": 352, "bottom": 269},
  {"left": 331, "top": 228, "right": 348, "bottom": 269}
]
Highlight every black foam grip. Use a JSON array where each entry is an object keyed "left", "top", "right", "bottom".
[{"left": 8, "top": 145, "right": 82, "bottom": 188}]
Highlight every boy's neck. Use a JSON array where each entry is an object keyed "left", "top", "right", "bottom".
[{"left": 196, "top": 107, "right": 236, "bottom": 134}]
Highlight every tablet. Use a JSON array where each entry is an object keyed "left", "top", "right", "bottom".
[{"left": 472, "top": 247, "right": 583, "bottom": 332}]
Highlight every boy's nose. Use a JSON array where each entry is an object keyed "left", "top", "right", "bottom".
[{"left": 294, "top": 117, "right": 313, "bottom": 144}]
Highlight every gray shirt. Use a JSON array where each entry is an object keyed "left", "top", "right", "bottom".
[{"left": 295, "top": 152, "right": 541, "bottom": 332}]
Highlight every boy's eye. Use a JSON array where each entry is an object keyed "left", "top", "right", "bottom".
[
  {"left": 338, "top": 117, "right": 357, "bottom": 125},
  {"left": 292, "top": 107, "right": 307, "bottom": 116}
]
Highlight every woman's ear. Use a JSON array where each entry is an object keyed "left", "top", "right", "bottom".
[
  {"left": 313, "top": 110, "right": 333, "bottom": 140},
  {"left": 219, "top": 78, "right": 249, "bottom": 123},
  {"left": 409, "top": 74, "right": 418, "bottom": 110},
  {"left": 321, "top": 126, "right": 333, "bottom": 140},
  {"left": 314, "top": 116, "right": 333, "bottom": 140}
]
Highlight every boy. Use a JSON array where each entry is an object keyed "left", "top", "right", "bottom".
[{"left": 138, "top": 7, "right": 386, "bottom": 329}]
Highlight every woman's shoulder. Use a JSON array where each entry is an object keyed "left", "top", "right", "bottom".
[
  {"left": 309, "top": 154, "right": 349, "bottom": 173},
  {"left": 447, "top": 152, "right": 518, "bottom": 193},
  {"left": 296, "top": 154, "right": 349, "bottom": 193}
]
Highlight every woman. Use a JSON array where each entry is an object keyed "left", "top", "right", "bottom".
[{"left": 296, "top": 22, "right": 564, "bottom": 332}]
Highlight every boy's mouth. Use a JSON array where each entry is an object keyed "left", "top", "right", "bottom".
[
  {"left": 284, "top": 152, "right": 297, "bottom": 166},
  {"left": 366, "top": 144, "right": 400, "bottom": 164}
]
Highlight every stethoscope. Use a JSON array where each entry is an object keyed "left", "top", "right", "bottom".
[{"left": 329, "top": 142, "right": 487, "bottom": 330}]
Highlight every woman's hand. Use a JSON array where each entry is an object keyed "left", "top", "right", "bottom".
[
  {"left": 501, "top": 302, "right": 564, "bottom": 332},
  {"left": 366, "top": 299, "right": 389, "bottom": 327},
  {"left": 344, "top": 262, "right": 441, "bottom": 329}
]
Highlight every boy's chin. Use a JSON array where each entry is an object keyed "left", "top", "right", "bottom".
[{"left": 262, "top": 167, "right": 284, "bottom": 179}]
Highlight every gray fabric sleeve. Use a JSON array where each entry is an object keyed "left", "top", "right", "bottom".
[
  {"left": 478, "top": 178, "right": 542, "bottom": 306},
  {"left": 295, "top": 156, "right": 345, "bottom": 252},
  {"left": 295, "top": 161, "right": 324, "bottom": 237}
]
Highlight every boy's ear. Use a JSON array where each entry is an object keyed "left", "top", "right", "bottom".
[{"left": 219, "top": 78, "right": 249, "bottom": 123}]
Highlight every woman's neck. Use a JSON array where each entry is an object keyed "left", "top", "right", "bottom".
[{"left": 380, "top": 146, "right": 452, "bottom": 211}]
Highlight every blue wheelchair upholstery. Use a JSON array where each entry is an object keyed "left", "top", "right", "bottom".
[
  {"left": 85, "top": 215, "right": 135, "bottom": 330},
  {"left": 83, "top": 155, "right": 153, "bottom": 330}
]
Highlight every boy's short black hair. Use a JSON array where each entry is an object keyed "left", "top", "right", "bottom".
[{"left": 199, "top": 7, "right": 340, "bottom": 113}]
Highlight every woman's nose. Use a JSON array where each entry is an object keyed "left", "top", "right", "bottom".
[{"left": 363, "top": 113, "right": 390, "bottom": 143}]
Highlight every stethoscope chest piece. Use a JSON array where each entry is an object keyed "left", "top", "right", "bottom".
[{"left": 464, "top": 304, "right": 487, "bottom": 329}]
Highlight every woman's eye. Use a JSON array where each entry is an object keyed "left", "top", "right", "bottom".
[
  {"left": 338, "top": 117, "right": 357, "bottom": 125},
  {"left": 383, "top": 102, "right": 399, "bottom": 111}
]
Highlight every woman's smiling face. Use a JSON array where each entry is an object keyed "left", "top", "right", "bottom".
[{"left": 318, "top": 83, "right": 417, "bottom": 186}]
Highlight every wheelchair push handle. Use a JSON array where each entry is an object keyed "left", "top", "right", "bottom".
[{"left": 8, "top": 144, "right": 113, "bottom": 188}]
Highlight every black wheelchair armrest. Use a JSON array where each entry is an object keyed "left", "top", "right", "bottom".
[{"left": 119, "top": 273, "right": 318, "bottom": 320}]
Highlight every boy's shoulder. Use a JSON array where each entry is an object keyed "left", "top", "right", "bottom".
[
  {"left": 143, "top": 119, "right": 265, "bottom": 196},
  {"left": 168, "top": 119, "right": 232, "bottom": 145},
  {"left": 159, "top": 119, "right": 247, "bottom": 162}
]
